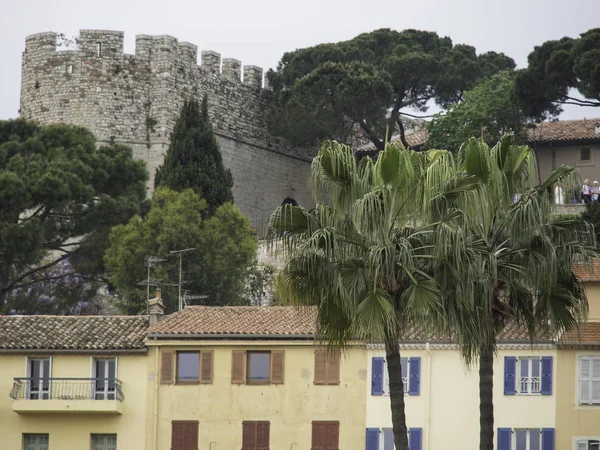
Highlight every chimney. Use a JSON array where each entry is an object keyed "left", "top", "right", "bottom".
[
  {"left": 595, "top": 123, "right": 600, "bottom": 135},
  {"left": 148, "top": 287, "right": 165, "bottom": 325}
]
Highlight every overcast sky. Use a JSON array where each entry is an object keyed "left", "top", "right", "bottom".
[{"left": 2, "top": 0, "right": 599, "bottom": 121}]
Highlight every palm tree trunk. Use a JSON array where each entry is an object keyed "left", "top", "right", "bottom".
[
  {"left": 385, "top": 337, "right": 410, "bottom": 450},
  {"left": 479, "top": 341, "right": 494, "bottom": 450}
]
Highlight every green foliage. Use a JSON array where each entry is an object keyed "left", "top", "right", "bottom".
[
  {"left": 154, "top": 96, "right": 233, "bottom": 214},
  {"left": 267, "top": 28, "right": 515, "bottom": 149},
  {"left": 104, "top": 188, "right": 257, "bottom": 314},
  {"left": 0, "top": 119, "right": 147, "bottom": 310},
  {"left": 515, "top": 28, "right": 600, "bottom": 119},
  {"left": 426, "top": 72, "right": 525, "bottom": 152},
  {"left": 582, "top": 202, "right": 600, "bottom": 248}
]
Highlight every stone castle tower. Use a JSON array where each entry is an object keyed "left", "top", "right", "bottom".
[{"left": 20, "top": 29, "right": 315, "bottom": 225}]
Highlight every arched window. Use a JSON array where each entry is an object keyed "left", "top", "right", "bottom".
[{"left": 281, "top": 197, "right": 298, "bottom": 206}]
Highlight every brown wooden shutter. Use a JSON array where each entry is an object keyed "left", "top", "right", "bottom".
[
  {"left": 311, "top": 422, "right": 325, "bottom": 450},
  {"left": 256, "top": 421, "right": 270, "bottom": 450},
  {"left": 200, "top": 351, "right": 213, "bottom": 384},
  {"left": 242, "top": 421, "right": 257, "bottom": 450},
  {"left": 232, "top": 350, "right": 246, "bottom": 384},
  {"left": 161, "top": 351, "right": 175, "bottom": 384},
  {"left": 270, "top": 350, "right": 285, "bottom": 385},
  {"left": 325, "top": 422, "right": 339, "bottom": 450},
  {"left": 314, "top": 350, "right": 327, "bottom": 385},
  {"left": 184, "top": 421, "right": 199, "bottom": 450},
  {"left": 326, "top": 352, "right": 340, "bottom": 385}
]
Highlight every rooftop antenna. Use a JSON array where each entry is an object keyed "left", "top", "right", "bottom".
[
  {"left": 139, "top": 255, "right": 166, "bottom": 313},
  {"left": 181, "top": 290, "right": 209, "bottom": 307},
  {"left": 170, "top": 248, "right": 196, "bottom": 311}
]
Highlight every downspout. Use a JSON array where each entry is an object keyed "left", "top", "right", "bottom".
[
  {"left": 425, "top": 342, "right": 432, "bottom": 450},
  {"left": 153, "top": 346, "right": 159, "bottom": 450}
]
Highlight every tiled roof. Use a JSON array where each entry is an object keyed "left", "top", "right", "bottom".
[
  {"left": 148, "top": 306, "right": 317, "bottom": 336},
  {"left": 0, "top": 315, "right": 149, "bottom": 351},
  {"left": 405, "top": 129, "right": 429, "bottom": 148},
  {"left": 148, "top": 306, "right": 547, "bottom": 343},
  {"left": 573, "top": 259, "right": 600, "bottom": 280},
  {"left": 526, "top": 119, "right": 600, "bottom": 144},
  {"left": 559, "top": 322, "right": 600, "bottom": 348}
]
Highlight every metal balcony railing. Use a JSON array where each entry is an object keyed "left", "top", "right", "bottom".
[{"left": 10, "top": 378, "right": 124, "bottom": 401}]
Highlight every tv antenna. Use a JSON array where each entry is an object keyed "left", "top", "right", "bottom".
[
  {"left": 170, "top": 248, "right": 196, "bottom": 311},
  {"left": 137, "top": 255, "right": 166, "bottom": 313}
]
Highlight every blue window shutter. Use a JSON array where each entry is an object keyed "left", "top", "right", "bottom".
[
  {"left": 408, "top": 428, "right": 422, "bottom": 450},
  {"left": 372, "top": 357, "right": 384, "bottom": 396},
  {"left": 366, "top": 428, "right": 379, "bottom": 450},
  {"left": 541, "top": 356, "right": 553, "bottom": 395},
  {"left": 498, "top": 428, "right": 512, "bottom": 450},
  {"left": 504, "top": 357, "right": 516, "bottom": 395},
  {"left": 409, "top": 357, "right": 421, "bottom": 396},
  {"left": 541, "top": 428, "right": 555, "bottom": 450}
]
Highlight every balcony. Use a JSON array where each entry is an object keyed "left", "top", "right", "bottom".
[{"left": 10, "top": 378, "right": 124, "bottom": 414}]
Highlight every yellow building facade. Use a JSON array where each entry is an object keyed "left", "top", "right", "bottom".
[
  {"left": 555, "top": 265, "right": 600, "bottom": 450},
  {"left": 0, "top": 316, "right": 148, "bottom": 450},
  {"left": 145, "top": 305, "right": 367, "bottom": 450}
]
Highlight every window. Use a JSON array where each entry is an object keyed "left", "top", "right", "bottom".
[
  {"left": 314, "top": 350, "right": 340, "bottom": 385},
  {"left": 519, "top": 358, "right": 541, "bottom": 394},
  {"left": 160, "top": 350, "right": 213, "bottom": 384},
  {"left": 504, "top": 356, "right": 552, "bottom": 396},
  {"left": 231, "top": 350, "right": 284, "bottom": 385},
  {"left": 579, "top": 356, "right": 600, "bottom": 404},
  {"left": 91, "top": 434, "right": 117, "bottom": 450},
  {"left": 514, "top": 429, "right": 540, "bottom": 450},
  {"left": 383, "top": 358, "right": 409, "bottom": 395},
  {"left": 311, "top": 421, "right": 339, "bottom": 450},
  {"left": 577, "top": 440, "right": 600, "bottom": 450},
  {"left": 372, "top": 357, "right": 420, "bottom": 396},
  {"left": 67, "top": 64, "right": 73, "bottom": 74},
  {"left": 97, "top": 42, "right": 102, "bottom": 57},
  {"left": 247, "top": 352, "right": 271, "bottom": 384},
  {"left": 177, "top": 352, "right": 200, "bottom": 383},
  {"left": 242, "top": 421, "right": 270, "bottom": 450},
  {"left": 93, "top": 358, "right": 116, "bottom": 399},
  {"left": 498, "top": 428, "right": 554, "bottom": 450},
  {"left": 27, "top": 358, "right": 50, "bottom": 399},
  {"left": 23, "top": 434, "right": 48, "bottom": 450},
  {"left": 365, "top": 428, "right": 423, "bottom": 450},
  {"left": 581, "top": 148, "right": 591, "bottom": 161},
  {"left": 171, "top": 421, "right": 198, "bottom": 450}
]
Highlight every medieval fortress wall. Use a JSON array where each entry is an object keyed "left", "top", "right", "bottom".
[{"left": 20, "top": 29, "right": 316, "bottom": 225}]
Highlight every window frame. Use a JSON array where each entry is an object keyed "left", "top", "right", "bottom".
[
  {"left": 383, "top": 358, "right": 409, "bottom": 396},
  {"left": 581, "top": 147, "right": 592, "bottom": 161},
  {"left": 518, "top": 357, "right": 541, "bottom": 395},
  {"left": 579, "top": 356, "right": 600, "bottom": 405},
  {"left": 513, "top": 428, "right": 541, "bottom": 450},
  {"left": 575, "top": 439, "right": 600, "bottom": 450},
  {"left": 176, "top": 351, "right": 201, "bottom": 385},
  {"left": 246, "top": 351, "right": 271, "bottom": 385},
  {"left": 23, "top": 434, "right": 49, "bottom": 450},
  {"left": 91, "top": 434, "right": 117, "bottom": 450},
  {"left": 26, "top": 357, "right": 51, "bottom": 400}
]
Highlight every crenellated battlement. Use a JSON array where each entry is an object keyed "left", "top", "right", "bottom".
[
  {"left": 20, "top": 29, "right": 315, "bottom": 226},
  {"left": 24, "top": 30, "right": 268, "bottom": 87}
]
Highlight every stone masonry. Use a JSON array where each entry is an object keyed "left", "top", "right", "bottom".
[{"left": 20, "top": 30, "right": 316, "bottom": 226}]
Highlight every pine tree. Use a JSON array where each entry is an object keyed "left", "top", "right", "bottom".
[{"left": 155, "top": 95, "right": 234, "bottom": 213}]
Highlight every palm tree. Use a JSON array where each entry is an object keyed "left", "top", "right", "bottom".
[
  {"left": 444, "top": 136, "right": 597, "bottom": 450},
  {"left": 268, "top": 140, "right": 478, "bottom": 450}
]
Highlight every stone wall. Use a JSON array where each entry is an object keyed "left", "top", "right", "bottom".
[{"left": 20, "top": 30, "right": 315, "bottom": 225}]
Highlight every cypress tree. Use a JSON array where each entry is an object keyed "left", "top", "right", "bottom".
[{"left": 155, "top": 95, "right": 233, "bottom": 213}]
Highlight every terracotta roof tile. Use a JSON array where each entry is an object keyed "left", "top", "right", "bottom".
[
  {"left": 526, "top": 119, "right": 600, "bottom": 144},
  {"left": 559, "top": 321, "right": 600, "bottom": 348},
  {"left": 148, "top": 306, "right": 546, "bottom": 343},
  {"left": 0, "top": 315, "right": 148, "bottom": 351},
  {"left": 573, "top": 259, "right": 600, "bottom": 280},
  {"left": 148, "top": 306, "right": 317, "bottom": 336}
]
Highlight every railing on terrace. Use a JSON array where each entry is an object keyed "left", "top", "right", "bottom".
[{"left": 10, "top": 378, "right": 124, "bottom": 401}]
